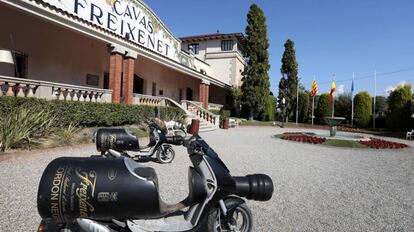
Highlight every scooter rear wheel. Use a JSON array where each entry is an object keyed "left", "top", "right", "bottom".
[{"left": 156, "top": 145, "right": 175, "bottom": 164}]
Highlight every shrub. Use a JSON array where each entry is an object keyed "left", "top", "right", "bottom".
[
  {"left": 335, "top": 94, "right": 351, "bottom": 123},
  {"left": 315, "top": 93, "right": 331, "bottom": 124},
  {"left": 264, "top": 95, "right": 276, "bottom": 121},
  {"left": 298, "top": 92, "right": 309, "bottom": 123},
  {"left": 354, "top": 91, "right": 372, "bottom": 127},
  {"left": 0, "top": 107, "right": 54, "bottom": 151},
  {"left": 386, "top": 84, "right": 412, "bottom": 131},
  {"left": 0, "top": 97, "right": 184, "bottom": 128},
  {"left": 56, "top": 123, "right": 81, "bottom": 145}
]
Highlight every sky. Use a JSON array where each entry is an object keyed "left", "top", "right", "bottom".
[{"left": 144, "top": 0, "right": 414, "bottom": 96}]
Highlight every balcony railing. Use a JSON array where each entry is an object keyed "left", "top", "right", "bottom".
[
  {"left": 0, "top": 75, "right": 112, "bottom": 102},
  {"left": 208, "top": 102, "right": 224, "bottom": 111},
  {"left": 133, "top": 94, "right": 192, "bottom": 114}
]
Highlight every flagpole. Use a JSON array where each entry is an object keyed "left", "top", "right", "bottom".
[
  {"left": 351, "top": 72, "right": 354, "bottom": 127},
  {"left": 295, "top": 78, "right": 299, "bottom": 125},
  {"left": 332, "top": 75, "right": 335, "bottom": 117},
  {"left": 311, "top": 76, "right": 316, "bottom": 126},
  {"left": 373, "top": 70, "right": 377, "bottom": 129},
  {"left": 311, "top": 95, "right": 315, "bottom": 126}
]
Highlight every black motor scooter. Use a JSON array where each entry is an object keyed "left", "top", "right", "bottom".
[
  {"left": 37, "top": 133, "right": 274, "bottom": 232},
  {"left": 95, "top": 122, "right": 178, "bottom": 164}
]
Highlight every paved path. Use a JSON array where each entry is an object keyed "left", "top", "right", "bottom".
[{"left": 0, "top": 127, "right": 413, "bottom": 231}]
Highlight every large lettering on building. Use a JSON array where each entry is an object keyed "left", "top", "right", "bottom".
[{"left": 42, "top": 0, "right": 180, "bottom": 60}]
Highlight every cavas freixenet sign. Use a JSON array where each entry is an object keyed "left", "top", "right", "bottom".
[{"left": 42, "top": 0, "right": 180, "bottom": 61}]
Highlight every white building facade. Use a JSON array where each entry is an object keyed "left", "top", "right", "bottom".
[{"left": 0, "top": 0, "right": 246, "bottom": 128}]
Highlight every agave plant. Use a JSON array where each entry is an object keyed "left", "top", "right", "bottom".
[
  {"left": 57, "top": 123, "right": 81, "bottom": 145},
  {"left": 0, "top": 107, "right": 54, "bottom": 152}
]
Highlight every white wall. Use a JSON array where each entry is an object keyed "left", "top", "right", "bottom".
[
  {"left": 182, "top": 37, "right": 244, "bottom": 87},
  {"left": 135, "top": 57, "right": 200, "bottom": 102},
  {"left": 0, "top": 4, "right": 109, "bottom": 88}
]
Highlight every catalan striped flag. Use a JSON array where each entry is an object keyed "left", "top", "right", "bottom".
[
  {"left": 310, "top": 80, "right": 318, "bottom": 97},
  {"left": 330, "top": 80, "right": 336, "bottom": 103}
]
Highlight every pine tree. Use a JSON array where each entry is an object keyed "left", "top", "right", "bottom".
[
  {"left": 241, "top": 4, "right": 271, "bottom": 120},
  {"left": 278, "top": 39, "right": 299, "bottom": 120}
]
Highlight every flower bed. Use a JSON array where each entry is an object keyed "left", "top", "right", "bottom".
[
  {"left": 359, "top": 138, "right": 408, "bottom": 149},
  {"left": 282, "top": 134, "right": 326, "bottom": 144},
  {"left": 282, "top": 132, "right": 304, "bottom": 135}
]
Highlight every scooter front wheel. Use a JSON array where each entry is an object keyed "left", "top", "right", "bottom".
[
  {"left": 156, "top": 145, "right": 175, "bottom": 164},
  {"left": 207, "top": 199, "right": 253, "bottom": 232}
]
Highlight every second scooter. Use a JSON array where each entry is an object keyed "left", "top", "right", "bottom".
[{"left": 95, "top": 122, "right": 182, "bottom": 164}]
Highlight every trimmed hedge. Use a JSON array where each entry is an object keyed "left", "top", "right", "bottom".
[{"left": 0, "top": 97, "right": 184, "bottom": 127}]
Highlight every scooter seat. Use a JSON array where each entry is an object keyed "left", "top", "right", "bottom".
[
  {"left": 125, "top": 159, "right": 206, "bottom": 217},
  {"left": 133, "top": 167, "right": 158, "bottom": 185}
]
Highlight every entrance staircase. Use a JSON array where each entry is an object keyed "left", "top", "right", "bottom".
[
  {"left": 134, "top": 94, "right": 220, "bottom": 132},
  {"left": 181, "top": 100, "right": 220, "bottom": 132}
]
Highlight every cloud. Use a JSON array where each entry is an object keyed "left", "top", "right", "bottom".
[
  {"left": 336, "top": 84, "right": 345, "bottom": 95},
  {"left": 385, "top": 80, "right": 406, "bottom": 95}
]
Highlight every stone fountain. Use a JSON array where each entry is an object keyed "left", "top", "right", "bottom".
[{"left": 324, "top": 117, "right": 346, "bottom": 137}]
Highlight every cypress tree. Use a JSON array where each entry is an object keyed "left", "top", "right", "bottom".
[
  {"left": 354, "top": 91, "right": 372, "bottom": 128},
  {"left": 278, "top": 39, "right": 299, "bottom": 120},
  {"left": 298, "top": 91, "right": 309, "bottom": 123},
  {"left": 241, "top": 4, "right": 271, "bottom": 120}
]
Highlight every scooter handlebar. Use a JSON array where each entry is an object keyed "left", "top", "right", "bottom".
[{"left": 232, "top": 174, "right": 274, "bottom": 201}]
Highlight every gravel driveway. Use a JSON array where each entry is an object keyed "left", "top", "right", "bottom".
[{"left": 1, "top": 127, "right": 413, "bottom": 231}]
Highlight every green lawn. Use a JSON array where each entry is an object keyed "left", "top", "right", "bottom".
[{"left": 323, "top": 139, "right": 368, "bottom": 148}]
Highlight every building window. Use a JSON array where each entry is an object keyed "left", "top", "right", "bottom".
[
  {"left": 13, "top": 51, "right": 28, "bottom": 78},
  {"left": 221, "top": 40, "right": 233, "bottom": 51},
  {"left": 188, "top": 43, "right": 199, "bottom": 54},
  {"left": 86, "top": 74, "right": 99, "bottom": 86}
]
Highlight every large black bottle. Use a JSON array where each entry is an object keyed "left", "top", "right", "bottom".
[
  {"left": 95, "top": 128, "right": 140, "bottom": 152},
  {"left": 37, "top": 157, "right": 161, "bottom": 223}
]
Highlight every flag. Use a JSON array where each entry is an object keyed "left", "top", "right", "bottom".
[
  {"left": 310, "top": 80, "right": 318, "bottom": 97},
  {"left": 351, "top": 79, "right": 354, "bottom": 93},
  {"left": 330, "top": 80, "right": 336, "bottom": 103}
]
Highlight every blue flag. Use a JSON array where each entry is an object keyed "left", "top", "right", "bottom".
[{"left": 351, "top": 79, "right": 354, "bottom": 93}]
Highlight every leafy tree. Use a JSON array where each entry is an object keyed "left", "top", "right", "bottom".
[
  {"left": 241, "top": 4, "right": 271, "bottom": 120},
  {"left": 354, "top": 91, "right": 372, "bottom": 127},
  {"left": 374, "top": 96, "right": 388, "bottom": 116},
  {"left": 298, "top": 92, "right": 309, "bottom": 123},
  {"left": 229, "top": 87, "right": 242, "bottom": 117},
  {"left": 278, "top": 39, "right": 299, "bottom": 120},
  {"left": 335, "top": 94, "right": 351, "bottom": 122},
  {"left": 315, "top": 93, "right": 331, "bottom": 124},
  {"left": 373, "top": 96, "right": 388, "bottom": 128},
  {"left": 386, "top": 84, "right": 412, "bottom": 131}
]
